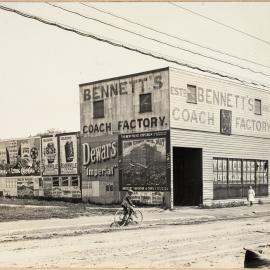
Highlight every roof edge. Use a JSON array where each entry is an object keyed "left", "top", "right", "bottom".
[{"left": 79, "top": 67, "right": 169, "bottom": 87}]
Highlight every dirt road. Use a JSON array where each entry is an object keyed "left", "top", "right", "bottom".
[{"left": 0, "top": 214, "right": 269, "bottom": 268}]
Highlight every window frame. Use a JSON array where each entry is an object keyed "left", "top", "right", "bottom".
[
  {"left": 93, "top": 100, "right": 105, "bottom": 119},
  {"left": 213, "top": 158, "right": 268, "bottom": 198},
  {"left": 186, "top": 84, "right": 197, "bottom": 104},
  {"left": 254, "top": 99, "right": 262, "bottom": 115},
  {"left": 139, "top": 93, "right": 152, "bottom": 113}
]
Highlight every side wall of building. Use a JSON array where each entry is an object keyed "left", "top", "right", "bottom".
[
  {"left": 79, "top": 68, "right": 171, "bottom": 204},
  {"left": 171, "top": 128, "right": 270, "bottom": 204},
  {"left": 169, "top": 68, "right": 270, "bottom": 205}
]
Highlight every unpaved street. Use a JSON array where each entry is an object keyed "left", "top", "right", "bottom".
[{"left": 0, "top": 214, "right": 269, "bottom": 268}]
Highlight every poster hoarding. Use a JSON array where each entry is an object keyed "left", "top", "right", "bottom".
[
  {"left": 17, "top": 178, "right": 34, "bottom": 197},
  {"left": 0, "top": 138, "right": 41, "bottom": 177},
  {"left": 59, "top": 134, "right": 78, "bottom": 175},
  {"left": 42, "top": 136, "right": 59, "bottom": 176},
  {"left": 119, "top": 130, "right": 170, "bottom": 191}
]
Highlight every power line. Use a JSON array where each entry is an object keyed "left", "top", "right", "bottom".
[
  {"left": 81, "top": 2, "right": 270, "bottom": 71},
  {"left": 0, "top": 4, "right": 268, "bottom": 89},
  {"left": 170, "top": 2, "right": 270, "bottom": 47},
  {"left": 46, "top": 3, "right": 270, "bottom": 78}
]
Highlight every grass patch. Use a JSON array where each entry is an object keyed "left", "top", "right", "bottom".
[{"left": 0, "top": 197, "right": 117, "bottom": 222}]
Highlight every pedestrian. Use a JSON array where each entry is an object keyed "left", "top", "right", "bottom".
[{"left": 247, "top": 186, "right": 255, "bottom": 206}]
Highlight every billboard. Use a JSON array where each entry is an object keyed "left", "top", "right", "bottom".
[
  {"left": 42, "top": 136, "right": 59, "bottom": 176},
  {"left": 59, "top": 134, "right": 78, "bottom": 175},
  {"left": 119, "top": 131, "right": 170, "bottom": 191},
  {"left": 0, "top": 138, "right": 41, "bottom": 177}
]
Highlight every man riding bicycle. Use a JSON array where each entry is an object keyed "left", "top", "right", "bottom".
[{"left": 121, "top": 189, "right": 135, "bottom": 225}]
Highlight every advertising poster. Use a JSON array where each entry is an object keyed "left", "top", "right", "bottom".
[
  {"left": 42, "top": 136, "right": 59, "bottom": 176},
  {"left": 17, "top": 178, "right": 34, "bottom": 197},
  {"left": 43, "top": 177, "right": 53, "bottom": 197},
  {"left": 59, "top": 134, "right": 78, "bottom": 175},
  {"left": 0, "top": 138, "right": 41, "bottom": 177},
  {"left": 119, "top": 131, "right": 170, "bottom": 191}
]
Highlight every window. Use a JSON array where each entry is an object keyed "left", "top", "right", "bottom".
[
  {"left": 213, "top": 158, "right": 227, "bottom": 184},
  {"left": 243, "top": 160, "right": 255, "bottom": 185},
  {"left": 228, "top": 159, "right": 241, "bottom": 184},
  {"left": 213, "top": 158, "right": 268, "bottom": 199},
  {"left": 61, "top": 177, "right": 69, "bottom": 186},
  {"left": 255, "top": 99, "right": 262, "bottom": 115},
  {"left": 186, "top": 84, "right": 197, "bottom": 104},
  {"left": 256, "top": 161, "right": 268, "bottom": 185},
  {"left": 52, "top": 177, "right": 59, "bottom": 187},
  {"left": 71, "top": 176, "right": 79, "bottom": 186},
  {"left": 93, "top": 100, "right": 104, "bottom": 118},
  {"left": 139, "top": 93, "right": 152, "bottom": 113}
]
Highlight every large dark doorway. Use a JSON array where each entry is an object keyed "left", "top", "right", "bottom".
[{"left": 173, "top": 147, "right": 202, "bottom": 206}]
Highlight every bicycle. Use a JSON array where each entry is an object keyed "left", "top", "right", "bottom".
[{"left": 110, "top": 208, "right": 143, "bottom": 227}]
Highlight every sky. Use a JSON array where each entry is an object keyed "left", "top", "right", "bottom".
[{"left": 0, "top": 2, "right": 270, "bottom": 140}]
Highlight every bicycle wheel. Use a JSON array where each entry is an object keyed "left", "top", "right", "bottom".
[
  {"left": 114, "top": 209, "right": 125, "bottom": 223},
  {"left": 110, "top": 221, "right": 121, "bottom": 228},
  {"left": 132, "top": 209, "right": 143, "bottom": 224}
]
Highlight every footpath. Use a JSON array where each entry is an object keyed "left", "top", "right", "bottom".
[{"left": 0, "top": 203, "right": 269, "bottom": 243}]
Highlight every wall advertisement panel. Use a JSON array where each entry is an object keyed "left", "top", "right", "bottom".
[
  {"left": 81, "top": 135, "right": 118, "bottom": 181},
  {"left": 132, "top": 191, "right": 164, "bottom": 205},
  {"left": 17, "top": 178, "right": 34, "bottom": 197},
  {"left": 43, "top": 177, "right": 53, "bottom": 197},
  {"left": 119, "top": 130, "right": 170, "bottom": 191},
  {"left": 0, "top": 138, "right": 41, "bottom": 177},
  {"left": 41, "top": 136, "right": 59, "bottom": 176},
  {"left": 42, "top": 176, "right": 81, "bottom": 198},
  {"left": 59, "top": 134, "right": 78, "bottom": 175}
]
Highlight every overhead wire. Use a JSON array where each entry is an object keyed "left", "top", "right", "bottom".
[
  {"left": 46, "top": 2, "right": 270, "bottom": 77},
  {"left": 80, "top": 2, "right": 270, "bottom": 71},
  {"left": 170, "top": 2, "right": 270, "bottom": 47},
  {"left": 0, "top": 4, "right": 269, "bottom": 90}
]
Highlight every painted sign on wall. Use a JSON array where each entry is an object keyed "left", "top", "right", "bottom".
[
  {"left": 80, "top": 69, "right": 170, "bottom": 137},
  {"left": 59, "top": 134, "right": 78, "bottom": 175},
  {"left": 81, "top": 135, "right": 118, "bottom": 180},
  {"left": 119, "top": 130, "right": 170, "bottom": 191},
  {"left": 0, "top": 138, "right": 41, "bottom": 177},
  {"left": 42, "top": 136, "right": 59, "bottom": 176},
  {"left": 170, "top": 69, "right": 270, "bottom": 138}
]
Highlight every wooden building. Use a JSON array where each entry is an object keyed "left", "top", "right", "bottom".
[{"left": 80, "top": 67, "right": 270, "bottom": 207}]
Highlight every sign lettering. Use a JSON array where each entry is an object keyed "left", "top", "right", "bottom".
[
  {"left": 83, "top": 74, "right": 163, "bottom": 102},
  {"left": 82, "top": 142, "right": 117, "bottom": 166}
]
